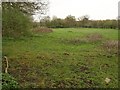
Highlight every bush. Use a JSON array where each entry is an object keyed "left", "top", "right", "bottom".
[
  {"left": 2, "top": 73, "right": 20, "bottom": 90},
  {"left": 2, "top": 7, "right": 32, "bottom": 38}
]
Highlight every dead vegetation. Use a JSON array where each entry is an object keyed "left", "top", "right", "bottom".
[
  {"left": 86, "top": 33, "right": 103, "bottom": 42},
  {"left": 32, "top": 27, "right": 53, "bottom": 33},
  {"left": 102, "top": 40, "right": 119, "bottom": 54},
  {"left": 64, "top": 33, "right": 103, "bottom": 45}
]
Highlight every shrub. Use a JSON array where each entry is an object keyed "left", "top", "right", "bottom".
[{"left": 2, "top": 7, "right": 32, "bottom": 38}]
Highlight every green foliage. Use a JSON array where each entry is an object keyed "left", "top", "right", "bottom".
[
  {"left": 2, "top": 73, "right": 19, "bottom": 90},
  {"left": 64, "top": 15, "right": 76, "bottom": 27},
  {"left": 50, "top": 18, "right": 64, "bottom": 28},
  {"left": 2, "top": 6, "right": 32, "bottom": 38}
]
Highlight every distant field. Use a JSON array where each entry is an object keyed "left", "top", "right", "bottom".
[{"left": 2, "top": 28, "right": 118, "bottom": 88}]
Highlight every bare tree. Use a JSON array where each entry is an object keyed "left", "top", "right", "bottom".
[{"left": 2, "top": 0, "right": 49, "bottom": 15}]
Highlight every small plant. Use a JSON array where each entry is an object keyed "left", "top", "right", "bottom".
[{"left": 2, "top": 73, "right": 20, "bottom": 90}]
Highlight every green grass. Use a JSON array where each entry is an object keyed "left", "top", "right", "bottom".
[{"left": 2, "top": 28, "right": 118, "bottom": 88}]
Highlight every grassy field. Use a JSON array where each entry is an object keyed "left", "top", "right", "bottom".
[{"left": 2, "top": 28, "right": 118, "bottom": 88}]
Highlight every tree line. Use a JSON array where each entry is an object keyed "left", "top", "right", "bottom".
[{"left": 36, "top": 15, "right": 118, "bottom": 29}]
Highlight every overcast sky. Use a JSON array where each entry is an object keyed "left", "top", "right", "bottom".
[{"left": 48, "top": 0, "right": 119, "bottom": 20}]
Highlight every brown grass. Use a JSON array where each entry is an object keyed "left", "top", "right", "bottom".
[
  {"left": 102, "top": 40, "right": 119, "bottom": 54},
  {"left": 33, "top": 27, "right": 53, "bottom": 33},
  {"left": 102, "top": 40, "right": 118, "bottom": 49},
  {"left": 86, "top": 33, "right": 103, "bottom": 42},
  {"left": 65, "top": 33, "right": 103, "bottom": 45}
]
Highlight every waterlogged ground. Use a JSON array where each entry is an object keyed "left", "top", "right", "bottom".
[{"left": 2, "top": 28, "right": 118, "bottom": 88}]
